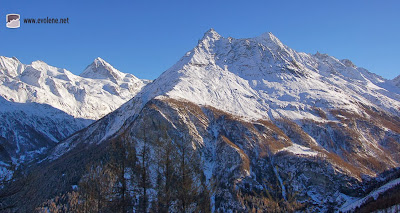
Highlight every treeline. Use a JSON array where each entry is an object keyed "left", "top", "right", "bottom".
[{"left": 36, "top": 127, "right": 212, "bottom": 213}]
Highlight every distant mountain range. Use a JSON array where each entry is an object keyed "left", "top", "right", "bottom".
[
  {"left": 1, "top": 29, "right": 400, "bottom": 212},
  {"left": 0, "top": 56, "right": 147, "bottom": 119},
  {"left": 0, "top": 56, "right": 148, "bottom": 185}
]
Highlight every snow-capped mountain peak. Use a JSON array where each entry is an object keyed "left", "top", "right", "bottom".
[
  {"left": 258, "top": 32, "right": 286, "bottom": 48},
  {"left": 31, "top": 60, "right": 50, "bottom": 70},
  {"left": 138, "top": 29, "right": 400, "bottom": 122},
  {"left": 80, "top": 57, "right": 125, "bottom": 82},
  {"left": 202, "top": 28, "right": 222, "bottom": 41}
]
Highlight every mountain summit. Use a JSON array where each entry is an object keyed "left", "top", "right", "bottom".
[
  {"left": 201, "top": 28, "right": 222, "bottom": 41},
  {"left": 80, "top": 57, "right": 127, "bottom": 82},
  {"left": 137, "top": 29, "right": 400, "bottom": 121}
]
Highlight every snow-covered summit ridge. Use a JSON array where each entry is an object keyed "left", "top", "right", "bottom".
[
  {"left": 80, "top": 57, "right": 135, "bottom": 83},
  {"left": 0, "top": 56, "right": 147, "bottom": 120},
  {"left": 202, "top": 28, "right": 222, "bottom": 41},
  {"left": 133, "top": 29, "right": 400, "bottom": 122}
]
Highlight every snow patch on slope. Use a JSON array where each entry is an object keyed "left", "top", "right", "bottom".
[
  {"left": 279, "top": 143, "right": 318, "bottom": 156},
  {"left": 340, "top": 178, "right": 400, "bottom": 212}
]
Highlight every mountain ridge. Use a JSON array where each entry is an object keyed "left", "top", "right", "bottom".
[
  {"left": 0, "top": 56, "right": 147, "bottom": 119},
  {"left": 131, "top": 29, "right": 400, "bottom": 123}
]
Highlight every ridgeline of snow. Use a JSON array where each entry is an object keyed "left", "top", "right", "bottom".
[
  {"left": 134, "top": 29, "right": 400, "bottom": 122},
  {"left": 0, "top": 56, "right": 147, "bottom": 120}
]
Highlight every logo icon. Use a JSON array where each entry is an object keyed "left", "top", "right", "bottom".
[{"left": 6, "top": 14, "right": 20, "bottom": 28}]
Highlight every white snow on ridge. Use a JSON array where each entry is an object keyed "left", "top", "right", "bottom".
[
  {"left": 80, "top": 57, "right": 128, "bottom": 82},
  {"left": 0, "top": 56, "right": 147, "bottom": 120},
  {"left": 139, "top": 29, "right": 400, "bottom": 122}
]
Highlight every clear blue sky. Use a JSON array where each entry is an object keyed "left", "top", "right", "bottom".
[{"left": 1, "top": 0, "right": 399, "bottom": 80}]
